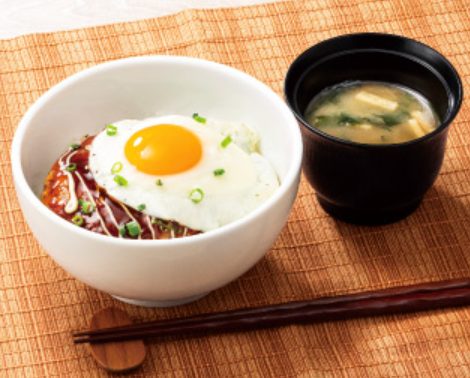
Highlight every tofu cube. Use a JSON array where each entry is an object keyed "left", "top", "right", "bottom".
[
  {"left": 407, "top": 119, "right": 425, "bottom": 138},
  {"left": 355, "top": 91, "right": 398, "bottom": 111}
]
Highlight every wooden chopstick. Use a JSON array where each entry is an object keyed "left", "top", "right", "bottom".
[
  {"left": 73, "top": 278, "right": 470, "bottom": 344},
  {"left": 74, "top": 278, "right": 470, "bottom": 338}
]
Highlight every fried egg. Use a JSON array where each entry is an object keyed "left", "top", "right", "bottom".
[{"left": 88, "top": 115, "right": 279, "bottom": 231}]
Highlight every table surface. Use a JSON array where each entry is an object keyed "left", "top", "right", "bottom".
[
  {"left": 0, "top": 0, "right": 277, "bottom": 38},
  {"left": 2, "top": 0, "right": 470, "bottom": 376}
]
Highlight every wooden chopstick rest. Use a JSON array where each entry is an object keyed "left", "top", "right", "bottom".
[{"left": 88, "top": 307, "right": 146, "bottom": 373}]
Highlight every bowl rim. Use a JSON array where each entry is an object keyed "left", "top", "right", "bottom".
[
  {"left": 284, "top": 32, "right": 464, "bottom": 149},
  {"left": 11, "top": 55, "right": 303, "bottom": 246}
]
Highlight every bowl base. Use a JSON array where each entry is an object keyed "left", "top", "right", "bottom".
[
  {"left": 112, "top": 292, "right": 209, "bottom": 308},
  {"left": 317, "top": 195, "right": 422, "bottom": 225}
]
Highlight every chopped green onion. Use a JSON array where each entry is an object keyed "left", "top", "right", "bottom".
[
  {"left": 137, "top": 203, "right": 146, "bottom": 212},
  {"left": 156, "top": 179, "right": 163, "bottom": 186},
  {"left": 111, "top": 161, "right": 123, "bottom": 174},
  {"left": 151, "top": 218, "right": 165, "bottom": 229},
  {"left": 69, "top": 143, "right": 80, "bottom": 150},
  {"left": 189, "top": 188, "right": 204, "bottom": 204},
  {"left": 114, "top": 174, "right": 128, "bottom": 186},
  {"left": 192, "top": 113, "right": 206, "bottom": 124},
  {"left": 78, "top": 199, "right": 94, "bottom": 214},
  {"left": 125, "top": 221, "right": 141, "bottom": 237},
  {"left": 71, "top": 214, "right": 84, "bottom": 226},
  {"left": 119, "top": 226, "right": 127, "bottom": 237},
  {"left": 213, "top": 168, "right": 225, "bottom": 177},
  {"left": 65, "top": 163, "right": 77, "bottom": 172},
  {"left": 113, "top": 174, "right": 128, "bottom": 186},
  {"left": 220, "top": 135, "right": 232, "bottom": 148},
  {"left": 106, "top": 124, "right": 118, "bottom": 136},
  {"left": 151, "top": 217, "right": 172, "bottom": 231}
]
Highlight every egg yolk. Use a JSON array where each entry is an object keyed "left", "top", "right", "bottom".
[{"left": 124, "top": 124, "right": 202, "bottom": 175}]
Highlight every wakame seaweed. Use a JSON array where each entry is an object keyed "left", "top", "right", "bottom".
[
  {"left": 338, "top": 113, "right": 361, "bottom": 125},
  {"left": 314, "top": 111, "right": 406, "bottom": 128}
]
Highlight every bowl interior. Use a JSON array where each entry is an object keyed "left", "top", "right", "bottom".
[{"left": 18, "top": 57, "right": 298, "bottom": 197}]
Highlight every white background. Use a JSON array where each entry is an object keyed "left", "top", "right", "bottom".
[{"left": 0, "top": 0, "right": 278, "bottom": 38}]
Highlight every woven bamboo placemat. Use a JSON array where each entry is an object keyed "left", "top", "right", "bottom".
[{"left": 1, "top": 0, "right": 470, "bottom": 376}]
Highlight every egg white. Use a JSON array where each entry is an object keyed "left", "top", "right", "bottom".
[{"left": 88, "top": 115, "right": 279, "bottom": 231}]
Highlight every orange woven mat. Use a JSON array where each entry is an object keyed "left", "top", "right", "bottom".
[{"left": 2, "top": 0, "right": 470, "bottom": 376}]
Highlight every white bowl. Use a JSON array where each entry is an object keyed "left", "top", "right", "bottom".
[{"left": 11, "top": 56, "right": 302, "bottom": 307}]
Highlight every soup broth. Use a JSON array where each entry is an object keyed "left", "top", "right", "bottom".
[{"left": 305, "top": 81, "right": 439, "bottom": 144}]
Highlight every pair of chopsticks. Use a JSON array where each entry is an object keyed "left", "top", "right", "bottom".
[{"left": 73, "top": 278, "right": 470, "bottom": 344}]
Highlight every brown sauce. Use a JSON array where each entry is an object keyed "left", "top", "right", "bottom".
[{"left": 42, "top": 136, "right": 200, "bottom": 239}]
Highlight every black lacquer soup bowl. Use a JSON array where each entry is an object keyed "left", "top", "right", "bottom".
[{"left": 285, "top": 33, "right": 463, "bottom": 224}]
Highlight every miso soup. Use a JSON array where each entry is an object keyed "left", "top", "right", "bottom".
[{"left": 305, "top": 81, "right": 439, "bottom": 144}]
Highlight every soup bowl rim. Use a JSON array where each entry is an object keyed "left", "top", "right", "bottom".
[{"left": 284, "top": 32, "right": 463, "bottom": 149}]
